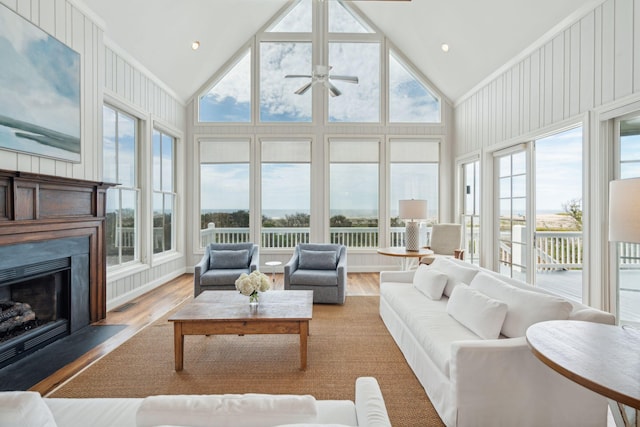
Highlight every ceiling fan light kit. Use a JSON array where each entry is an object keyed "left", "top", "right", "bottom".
[{"left": 285, "top": 65, "right": 359, "bottom": 97}]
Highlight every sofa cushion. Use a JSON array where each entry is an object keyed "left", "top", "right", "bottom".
[
  {"left": 470, "top": 272, "right": 573, "bottom": 338},
  {"left": 446, "top": 285, "right": 508, "bottom": 339},
  {"left": 200, "top": 268, "right": 248, "bottom": 286},
  {"left": 0, "top": 391, "right": 57, "bottom": 427},
  {"left": 413, "top": 265, "right": 448, "bottom": 300},
  {"left": 210, "top": 249, "right": 250, "bottom": 269},
  {"left": 429, "top": 258, "right": 479, "bottom": 297},
  {"left": 290, "top": 270, "right": 338, "bottom": 287},
  {"left": 299, "top": 250, "right": 337, "bottom": 270},
  {"left": 136, "top": 394, "right": 318, "bottom": 427}
]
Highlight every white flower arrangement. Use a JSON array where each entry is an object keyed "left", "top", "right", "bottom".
[{"left": 235, "top": 270, "right": 270, "bottom": 303}]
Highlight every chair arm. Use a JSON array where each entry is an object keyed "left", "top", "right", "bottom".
[
  {"left": 283, "top": 252, "right": 299, "bottom": 289},
  {"left": 194, "top": 251, "right": 210, "bottom": 295},
  {"left": 355, "top": 377, "right": 391, "bottom": 427},
  {"left": 249, "top": 244, "right": 260, "bottom": 272}
]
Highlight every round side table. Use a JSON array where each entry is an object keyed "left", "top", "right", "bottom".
[{"left": 265, "top": 261, "right": 282, "bottom": 284}]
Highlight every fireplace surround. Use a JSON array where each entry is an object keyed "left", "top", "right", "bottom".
[{"left": 0, "top": 169, "right": 111, "bottom": 367}]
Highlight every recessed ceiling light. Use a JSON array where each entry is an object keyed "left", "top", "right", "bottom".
[
  {"left": 441, "top": 43, "right": 449, "bottom": 53},
  {"left": 191, "top": 41, "right": 200, "bottom": 50}
]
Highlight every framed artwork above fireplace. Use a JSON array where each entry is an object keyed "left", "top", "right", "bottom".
[{"left": 0, "top": 3, "right": 81, "bottom": 163}]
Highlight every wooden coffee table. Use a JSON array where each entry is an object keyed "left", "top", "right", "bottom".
[{"left": 168, "top": 290, "right": 313, "bottom": 371}]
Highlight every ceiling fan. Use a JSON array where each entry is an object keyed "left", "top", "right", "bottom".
[{"left": 285, "top": 65, "right": 359, "bottom": 97}]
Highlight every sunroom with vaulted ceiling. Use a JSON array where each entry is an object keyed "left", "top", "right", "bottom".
[{"left": 186, "top": 0, "right": 454, "bottom": 273}]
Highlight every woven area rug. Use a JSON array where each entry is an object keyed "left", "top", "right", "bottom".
[{"left": 51, "top": 296, "right": 444, "bottom": 426}]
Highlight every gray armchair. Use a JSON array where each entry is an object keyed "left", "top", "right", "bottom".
[
  {"left": 194, "top": 243, "right": 259, "bottom": 297},
  {"left": 284, "top": 243, "right": 347, "bottom": 304}
]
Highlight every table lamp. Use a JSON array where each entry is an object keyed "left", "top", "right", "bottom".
[
  {"left": 609, "top": 178, "right": 640, "bottom": 244},
  {"left": 399, "top": 199, "right": 428, "bottom": 251}
]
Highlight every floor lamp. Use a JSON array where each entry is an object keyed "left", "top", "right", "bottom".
[
  {"left": 399, "top": 199, "right": 428, "bottom": 252},
  {"left": 608, "top": 177, "right": 640, "bottom": 427}
]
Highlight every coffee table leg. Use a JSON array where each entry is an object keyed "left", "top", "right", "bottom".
[
  {"left": 174, "top": 322, "right": 184, "bottom": 371},
  {"left": 300, "top": 320, "right": 308, "bottom": 370}
]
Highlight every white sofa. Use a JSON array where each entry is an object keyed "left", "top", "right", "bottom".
[
  {"left": 379, "top": 258, "right": 616, "bottom": 427},
  {"left": 0, "top": 377, "right": 390, "bottom": 427}
]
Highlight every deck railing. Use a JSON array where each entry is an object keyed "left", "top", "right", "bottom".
[
  {"left": 114, "top": 226, "right": 640, "bottom": 270},
  {"left": 199, "top": 226, "right": 411, "bottom": 249}
]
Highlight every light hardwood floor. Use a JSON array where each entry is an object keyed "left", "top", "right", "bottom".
[{"left": 33, "top": 272, "right": 380, "bottom": 396}]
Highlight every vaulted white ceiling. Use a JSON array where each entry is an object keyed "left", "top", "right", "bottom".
[{"left": 81, "top": 0, "right": 603, "bottom": 104}]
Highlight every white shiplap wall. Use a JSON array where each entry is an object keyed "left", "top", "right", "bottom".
[
  {"left": 0, "top": 0, "right": 188, "bottom": 309},
  {"left": 455, "top": 0, "right": 640, "bottom": 155}
]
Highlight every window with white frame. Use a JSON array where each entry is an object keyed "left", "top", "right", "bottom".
[
  {"left": 330, "top": 139, "right": 379, "bottom": 248},
  {"left": 261, "top": 140, "right": 311, "bottom": 248},
  {"left": 389, "top": 140, "right": 439, "bottom": 247},
  {"left": 103, "top": 105, "right": 139, "bottom": 267},
  {"left": 152, "top": 129, "right": 176, "bottom": 255},
  {"left": 199, "top": 140, "right": 251, "bottom": 247},
  {"left": 199, "top": 49, "right": 251, "bottom": 123}
]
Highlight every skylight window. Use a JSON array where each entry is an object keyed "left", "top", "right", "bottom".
[
  {"left": 199, "top": 50, "right": 251, "bottom": 122},
  {"left": 328, "top": 1, "right": 372, "bottom": 33},
  {"left": 389, "top": 51, "right": 440, "bottom": 123},
  {"left": 268, "top": 0, "right": 312, "bottom": 33}
]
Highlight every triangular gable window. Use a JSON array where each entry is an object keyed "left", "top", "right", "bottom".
[
  {"left": 389, "top": 50, "right": 440, "bottom": 123},
  {"left": 268, "top": 0, "right": 312, "bottom": 33},
  {"left": 199, "top": 49, "right": 251, "bottom": 122},
  {"left": 329, "top": 1, "right": 372, "bottom": 33}
]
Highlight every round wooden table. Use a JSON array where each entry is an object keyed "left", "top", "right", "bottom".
[
  {"left": 377, "top": 247, "right": 433, "bottom": 270},
  {"left": 526, "top": 320, "right": 640, "bottom": 426}
]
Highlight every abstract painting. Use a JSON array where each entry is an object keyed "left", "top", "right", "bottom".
[{"left": 0, "top": 4, "right": 81, "bottom": 162}]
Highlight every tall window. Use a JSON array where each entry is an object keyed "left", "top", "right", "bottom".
[
  {"left": 103, "top": 105, "right": 139, "bottom": 267},
  {"left": 461, "top": 160, "right": 480, "bottom": 265},
  {"left": 389, "top": 140, "right": 439, "bottom": 247},
  {"left": 261, "top": 140, "right": 311, "bottom": 248},
  {"left": 152, "top": 129, "right": 176, "bottom": 255},
  {"left": 496, "top": 149, "right": 528, "bottom": 281},
  {"left": 200, "top": 140, "right": 250, "bottom": 247},
  {"left": 330, "top": 140, "right": 379, "bottom": 247}
]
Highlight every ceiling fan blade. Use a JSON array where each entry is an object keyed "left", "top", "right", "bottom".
[
  {"left": 285, "top": 74, "right": 312, "bottom": 79},
  {"left": 329, "top": 75, "right": 359, "bottom": 84},
  {"left": 326, "top": 81, "right": 342, "bottom": 97},
  {"left": 295, "top": 81, "right": 313, "bottom": 95}
]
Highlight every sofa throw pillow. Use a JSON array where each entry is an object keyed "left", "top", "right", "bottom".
[
  {"left": 469, "top": 272, "right": 573, "bottom": 338},
  {"left": 299, "top": 250, "right": 337, "bottom": 270},
  {"left": 136, "top": 394, "right": 318, "bottom": 427},
  {"left": 429, "top": 258, "right": 479, "bottom": 297},
  {"left": 210, "top": 249, "right": 250, "bottom": 269},
  {"left": 446, "top": 285, "right": 508, "bottom": 339},
  {"left": 0, "top": 391, "right": 58, "bottom": 427},
  {"left": 413, "top": 265, "right": 448, "bottom": 300}
]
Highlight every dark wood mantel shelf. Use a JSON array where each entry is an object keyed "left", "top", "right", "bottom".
[{"left": 0, "top": 169, "right": 115, "bottom": 322}]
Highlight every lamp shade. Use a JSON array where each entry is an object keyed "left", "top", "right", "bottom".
[
  {"left": 609, "top": 178, "right": 640, "bottom": 243},
  {"left": 399, "top": 199, "right": 428, "bottom": 220}
]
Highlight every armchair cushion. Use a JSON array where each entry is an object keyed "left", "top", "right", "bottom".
[
  {"left": 210, "top": 249, "right": 250, "bottom": 269},
  {"left": 299, "top": 250, "right": 337, "bottom": 270},
  {"left": 290, "top": 270, "right": 338, "bottom": 287}
]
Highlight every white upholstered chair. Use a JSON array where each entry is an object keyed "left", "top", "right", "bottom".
[{"left": 419, "top": 223, "right": 464, "bottom": 265}]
